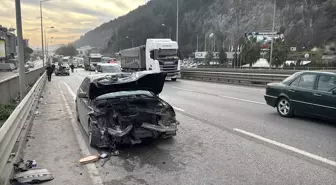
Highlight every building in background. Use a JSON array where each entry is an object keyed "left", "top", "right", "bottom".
[{"left": 0, "top": 25, "right": 17, "bottom": 63}]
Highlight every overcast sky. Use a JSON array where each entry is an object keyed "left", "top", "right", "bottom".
[{"left": 0, "top": 0, "right": 149, "bottom": 48}]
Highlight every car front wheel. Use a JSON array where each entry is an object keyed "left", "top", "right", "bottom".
[{"left": 277, "top": 97, "right": 293, "bottom": 117}]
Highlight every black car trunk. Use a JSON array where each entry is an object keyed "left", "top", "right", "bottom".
[{"left": 88, "top": 72, "right": 167, "bottom": 100}]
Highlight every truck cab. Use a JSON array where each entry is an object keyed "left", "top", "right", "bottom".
[{"left": 146, "top": 39, "right": 181, "bottom": 81}]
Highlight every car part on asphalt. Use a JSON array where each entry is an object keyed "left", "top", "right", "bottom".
[
  {"left": 12, "top": 168, "right": 54, "bottom": 184},
  {"left": 79, "top": 155, "right": 99, "bottom": 165}
]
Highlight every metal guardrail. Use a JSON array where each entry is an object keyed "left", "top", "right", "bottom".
[
  {"left": 0, "top": 72, "right": 46, "bottom": 184},
  {"left": 181, "top": 70, "right": 290, "bottom": 85},
  {"left": 182, "top": 68, "right": 336, "bottom": 75}
]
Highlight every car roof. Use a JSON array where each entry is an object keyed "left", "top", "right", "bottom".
[{"left": 298, "top": 71, "right": 336, "bottom": 76}]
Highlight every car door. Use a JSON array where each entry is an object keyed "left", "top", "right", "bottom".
[
  {"left": 312, "top": 74, "right": 336, "bottom": 119},
  {"left": 77, "top": 78, "right": 91, "bottom": 133},
  {"left": 286, "top": 73, "right": 318, "bottom": 114}
]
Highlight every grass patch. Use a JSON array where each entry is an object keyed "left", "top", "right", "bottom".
[{"left": 0, "top": 104, "right": 17, "bottom": 121}]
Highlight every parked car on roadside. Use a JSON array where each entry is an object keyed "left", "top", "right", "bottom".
[
  {"left": 75, "top": 71, "right": 179, "bottom": 151},
  {"left": 264, "top": 71, "right": 336, "bottom": 120}
]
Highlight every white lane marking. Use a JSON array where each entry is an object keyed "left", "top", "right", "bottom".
[
  {"left": 64, "top": 82, "right": 76, "bottom": 100},
  {"left": 173, "top": 87, "right": 266, "bottom": 105},
  {"left": 173, "top": 106, "right": 185, "bottom": 112},
  {"left": 234, "top": 128, "right": 336, "bottom": 167},
  {"left": 58, "top": 82, "right": 104, "bottom": 185},
  {"left": 159, "top": 95, "right": 185, "bottom": 112}
]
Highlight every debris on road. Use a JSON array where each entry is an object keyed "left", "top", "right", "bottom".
[
  {"left": 99, "top": 153, "right": 108, "bottom": 159},
  {"left": 12, "top": 168, "right": 54, "bottom": 184},
  {"left": 79, "top": 155, "right": 99, "bottom": 165},
  {"left": 34, "top": 111, "right": 40, "bottom": 116}
]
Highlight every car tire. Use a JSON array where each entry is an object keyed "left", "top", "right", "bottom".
[
  {"left": 172, "top": 78, "right": 177, "bottom": 82},
  {"left": 277, "top": 97, "right": 293, "bottom": 117},
  {"left": 88, "top": 121, "right": 100, "bottom": 148}
]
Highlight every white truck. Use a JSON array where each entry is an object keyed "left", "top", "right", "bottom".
[
  {"left": 118, "top": 39, "right": 181, "bottom": 81},
  {"left": 84, "top": 53, "right": 102, "bottom": 71}
]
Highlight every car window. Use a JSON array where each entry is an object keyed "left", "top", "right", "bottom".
[
  {"left": 317, "top": 75, "right": 336, "bottom": 92},
  {"left": 290, "top": 76, "right": 301, "bottom": 87},
  {"left": 80, "top": 78, "right": 90, "bottom": 93},
  {"left": 298, "top": 74, "right": 317, "bottom": 90}
]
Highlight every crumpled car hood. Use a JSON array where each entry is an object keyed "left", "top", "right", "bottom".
[{"left": 88, "top": 71, "right": 167, "bottom": 100}]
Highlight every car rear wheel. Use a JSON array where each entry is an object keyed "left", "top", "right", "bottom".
[
  {"left": 277, "top": 97, "right": 293, "bottom": 117},
  {"left": 171, "top": 78, "right": 177, "bottom": 82}
]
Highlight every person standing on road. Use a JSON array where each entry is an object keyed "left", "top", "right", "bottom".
[
  {"left": 70, "top": 63, "right": 75, "bottom": 73},
  {"left": 46, "top": 64, "right": 53, "bottom": 82}
]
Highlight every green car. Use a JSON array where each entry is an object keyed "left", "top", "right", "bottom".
[{"left": 264, "top": 71, "right": 336, "bottom": 120}]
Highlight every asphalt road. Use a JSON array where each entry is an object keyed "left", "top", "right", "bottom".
[
  {"left": 0, "top": 60, "right": 43, "bottom": 81},
  {"left": 54, "top": 69, "right": 336, "bottom": 185}
]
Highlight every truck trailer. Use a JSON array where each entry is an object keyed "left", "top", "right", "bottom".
[{"left": 118, "top": 39, "right": 181, "bottom": 81}]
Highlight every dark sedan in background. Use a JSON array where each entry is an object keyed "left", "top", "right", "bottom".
[{"left": 265, "top": 71, "right": 336, "bottom": 120}]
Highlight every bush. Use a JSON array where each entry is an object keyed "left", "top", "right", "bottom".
[{"left": 0, "top": 104, "right": 17, "bottom": 121}]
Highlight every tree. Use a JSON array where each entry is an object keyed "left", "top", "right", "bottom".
[
  {"left": 24, "top": 46, "right": 33, "bottom": 62},
  {"left": 205, "top": 50, "right": 214, "bottom": 65},
  {"left": 55, "top": 44, "right": 78, "bottom": 56},
  {"left": 219, "top": 48, "right": 227, "bottom": 64},
  {"left": 268, "top": 39, "right": 289, "bottom": 68},
  {"left": 241, "top": 37, "right": 261, "bottom": 68}
]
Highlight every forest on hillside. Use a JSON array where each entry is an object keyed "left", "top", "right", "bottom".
[{"left": 74, "top": 0, "right": 336, "bottom": 57}]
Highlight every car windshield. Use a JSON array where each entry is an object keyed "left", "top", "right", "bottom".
[
  {"left": 158, "top": 49, "right": 178, "bottom": 58},
  {"left": 101, "top": 65, "right": 121, "bottom": 73},
  {"left": 3, "top": 1, "right": 335, "bottom": 184}
]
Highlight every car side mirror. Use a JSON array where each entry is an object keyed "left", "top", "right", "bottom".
[{"left": 77, "top": 92, "right": 88, "bottom": 98}]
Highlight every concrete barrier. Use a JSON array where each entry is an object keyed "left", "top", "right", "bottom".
[{"left": 0, "top": 67, "right": 45, "bottom": 104}]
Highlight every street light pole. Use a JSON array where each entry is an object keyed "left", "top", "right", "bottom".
[
  {"left": 176, "top": 0, "right": 179, "bottom": 43},
  {"left": 40, "top": 1, "right": 44, "bottom": 67},
  {"left": 269, "top": 0, "right": 276, "bottom": 69},
  {"left": 15, "top": 0, "right": 25, "bottom": 100}
]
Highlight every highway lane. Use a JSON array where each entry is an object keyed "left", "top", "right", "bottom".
[
  {"left": 161, "top": 80, "right": 336, "bottom": 162},
  {"left": 54, "top": 69, "right": 335, "bottom": 185},
  {"left": 0, "top": 60, "right": 43, "bottom": 81}
]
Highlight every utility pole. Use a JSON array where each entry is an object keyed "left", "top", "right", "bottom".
[
  {"left": 205, "top": 33, "right": 207, "bottom": 52},
  {"left": 15, "top": 0, "right": 25, "bottom": 100},
  {"left": 213, "top": 35, "right": 216, "bottom": 52},
  {"left": 44, "top": 29, "right": 47, "bottom": 63},
  {"left": 176, "top": 0, "right": 179, "bottom": 43},
  {"left": 269, "top": 0, "right": 276, "bottom": 69},
  {"left": 40, "top": 1, "right": 44, "bottom": 67},
  {"left": 196, "top": 34, "right": 199, "bottom": 52}
]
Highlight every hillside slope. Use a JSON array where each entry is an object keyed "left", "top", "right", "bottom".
[{"left": 74, "top": 0, "right": 336, "bottom": 56}]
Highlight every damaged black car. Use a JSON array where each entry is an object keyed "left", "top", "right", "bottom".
[{"left": 75, "top": 71, "right": 179, "bottom": 150}]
